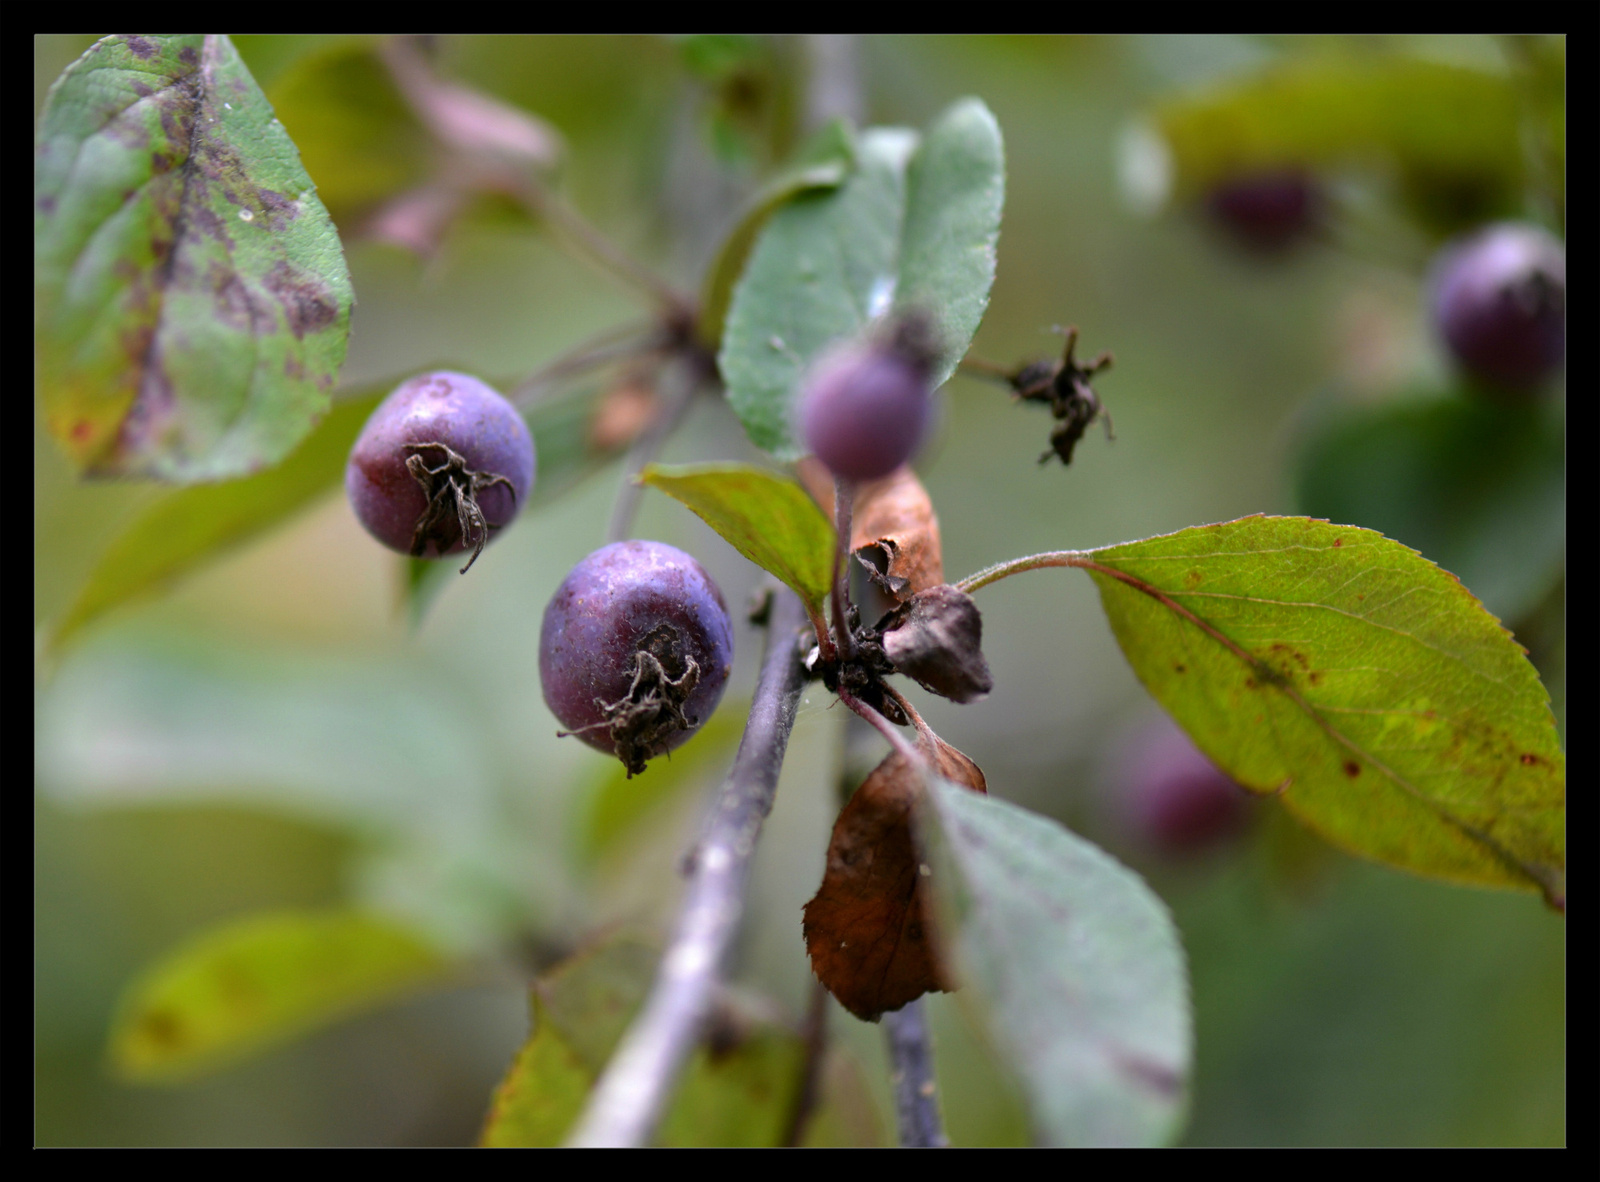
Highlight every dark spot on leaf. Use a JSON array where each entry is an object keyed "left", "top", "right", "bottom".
[
  {"left": 151, "top": 152, "right": 172, "bottom": 175},
  {"left": 1519, "top": 753, "right": 1541, "bottom": 766},
  {"left": 37, "top": 194, "right": 56, "bottom": 214},
  {"left": 1343, "top": 760, "right": 1360, "bottom": 777},
  {"left": 1245, "top": 677, "right": 1256, "bottom": 689},
  {"left": 70, "top": 419, "right": 95, "bottom": 443},
  {"left": 138, "top": 1007, "right": 186, "bottom": 1049},
  {"left": 1309, "top": 671, "right": 1323, "bottom": 685},
  {"left": 179, "top": 46, "right": 199, "bottom": 67},
  {"left": 1357, "top": 593, "right": 1366, "bottom": 601},
  {"left": 265, "top": 261, "right": 338, "bottom": 339},
  {"left": 125, "top": 36, "right": 157, "bottom": 60},
  {"left": 1333, "top": 538, "right": 1343, "bottom": 548},
  {"left": 130, "top": 81, "right": 154, "bottom": 99},
  {"left": 189, "top": 205, "right": 230, "bottom": 245},
  {"left": 284, "top": 353, "right": 306, "bottom": 380},
  {"left": 1114, "top": 1051, "right": 1182, "bottom": 1099},
  {"left": 1185, "top": 570, "right": 1202, "bottom": 588},
  {"left": 258, "top": 189, "right": 298, "bottom": 226},
  {"left": 1174, "top": 663, "right": 1186, "bottom": 674}
]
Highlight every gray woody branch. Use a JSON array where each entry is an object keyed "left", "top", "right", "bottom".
[{"left": 565, "top": 587, "right": 809, "bottom": 1147}]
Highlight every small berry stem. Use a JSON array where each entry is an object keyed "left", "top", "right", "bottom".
[
  {"left": 832, "top": 477, "right": 857, "bottom": 661},
  {"left": 840, "top": 688, "right": 921, "bottom": 767}
]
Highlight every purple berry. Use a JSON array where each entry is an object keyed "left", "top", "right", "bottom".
[
  {"left": 346, "top": 372, "right": 535, "bottom": 572},
  {"left": 540, "top": 541, "right": 734, "bottom": 775},
  {"left": 1430, "top": 222, "right": 1565, "bottom": 395},
  {"left": 1119, "top": 716, "right": 1255, "bottom": 857},
  {"left": 1207, "top": 169, "right": 1320, "bottom": 252},
  {"left": 799, "top": 319, "right": 937, "bottom": 483}
]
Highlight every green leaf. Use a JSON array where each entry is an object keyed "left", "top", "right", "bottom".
[
  {"left": 265, "top": 40, "right": 430, "bottom": 221},
  {"left": 639, "top": 462, "right": 835, "bottom": 620},
  {"left": 1294, "top": 394, "right": 1564, "bottom": 626},
  {"left": 720, "top": 98, "right": 1003, "bottom": 458},
  {"left": 35, "top": 35, "right": 353, "bottom": 481},
  {"left": 657, "top": 1029, "right": 806, "bottom": 1148},
  {"left": 480, "top": 933, "right": 807, "bottom": 1147},
  {"left": 108, "top": 909, "right": 450, "bottom": 1083},
  {"left": 918, "top": 778, "right": 1191, "bottom": 1147},
  {"left": 583, "top": 703, "right": 747, "bottom": 862},
  {"left": 697, "top": 120, "right": 856, "bottom": 349},
  {"left": 1085, "top": 516, "right": 1565, "bottom": 906},
  {"left": 1149, "top": 57, "right": 1524, "bottom": 235},
  {"left": 48, "top": 386, "right": 385, "bottom": 652}
]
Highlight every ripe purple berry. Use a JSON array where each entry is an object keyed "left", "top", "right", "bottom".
[
  {"left": 1207, "top": 169, "right": 1320, "bottom": 253},
  {"left": 1430, "top": 222, "right": 1565, "bottom": 395},
  {"left": 346, "top": 372, "right": 535, "bottom": 572},
  {"left": 540, "top": 541, "right": 734, "bottom": 776},
  {"left": 799, "top": 318, "right": 938, "bottom": 483},
  {"left": 1118, "top": 716, "right": 1255, "bottom": 858}
]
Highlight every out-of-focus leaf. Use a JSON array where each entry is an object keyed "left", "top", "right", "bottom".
[
  {"left": 639, "top": 462, "right": 835, "bottom": 621},
  {"left": 697, "top": 120, "right": 856, "bottom": 349},
  {"left": 657, "top": 1028, "right": 805, "bottom": 1147},
  {"left": 49, "top": 386, "right": 385, "bottom": 652},
  {"left": 266, "top": 40, "right": 429, "bottom": 220},
  {"left": 720, "top": 99, "right": 1003, "bottom": 458},
  {"left": 481, "top": 932, "right": 808, "bottom": 1147},
  {"left": 1086, "top": 516, "right": 1565, "bottom": 907},
  {"left": 1294, "top": 394, "right": 1564, "bottom": 626},
  {"left": 918, "top": 777, "right": 1192, "bottom": 1147},
  {"left": 35, "top": 34, "right": 353, "bottom": 481},
  {"left": 583, "top": 703, "right": 747, "bottom": 862},
  {"left": 1150, "top": 57, "right": 1524, "bottom": 234},
  {"left": 480, "top": 935, "right": 657, "bottom": 1147},
  {"left": 108, "top": 909, "right": 450, "bottom": 1083},
  {"left": 35, "top": 639, "right": 500, "bottom": 843}
]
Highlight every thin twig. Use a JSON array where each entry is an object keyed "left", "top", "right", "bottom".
[
  {"left": 832, "top": 477, "right": 857, "bottom": 660},
  {"left": 883, "top": 998, "right": 949, "bottom": 1147},
  {"left": 839, "top": 689, "right": 920, "bottom": 766},
  {"left": 780, "top": 978, "right": 831, "bottom": 1147},
  {"left": 606, "top": 360, "right": 702, "bottom": 543},
  {"left": 508, "top": 320, "right": 667, "bottom": 409},
  {"left": 565, "top": 589, "right": 810, "bottom": 1148}
]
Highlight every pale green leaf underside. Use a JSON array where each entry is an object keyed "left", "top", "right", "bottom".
[
  {"left": 1087, "top": 516, "right": 1564, "bottom": 905},
  {"left": 639, "top": 462, "right": 835, "bottom": 619},
  {"left": 35, "top": 34, "right": 352, "bottom": 481},
  {"left": 720, "top": 98, "right": 1003, "bottom": 459},
  {"left": 109, "top": 909, "right": 449, "bottom": 1083},
  {"left": 920, "top": 778, "right": 1191, "bottom": 1147}
]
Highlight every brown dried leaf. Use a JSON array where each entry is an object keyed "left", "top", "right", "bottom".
[
  {"left": 803, "top": 738, "right": 986, "bottom": 1021},
  {"left": 851, "top": 466, "right": 944, "bottom": 603},
  {"left": 881, "top": 584, "right": 994, "bottom": 703}
]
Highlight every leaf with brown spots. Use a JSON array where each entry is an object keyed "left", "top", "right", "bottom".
[
  {"left": 36, "top": 35, "right": 352, "bottom": 482},
  {"left": 803, "top": 738, "right": 985, "bottom": 1021},
  {"left": 1083, "top": 516, "right": 1565, "bottom": 908}
]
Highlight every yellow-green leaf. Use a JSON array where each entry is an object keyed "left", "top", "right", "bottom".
[
  {"left": 639, "top": 462, "right": 834, "bottom": 620},
  {"left": 1086, "top": 516, "right": 1564, "bottom": 906},
  {"left": 109, "top": 909, "right": 451, "bottom": 1083}
]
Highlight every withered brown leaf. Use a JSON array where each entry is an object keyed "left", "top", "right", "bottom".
[
  {"left": 880, "top": 584, "right": 993, "bottom": 703},
  {"left": 796, "top": 459, "right": 945, "bottom": 605},
  {"left": 803, "top": 738, "right": 986, "bottom": 1021}
]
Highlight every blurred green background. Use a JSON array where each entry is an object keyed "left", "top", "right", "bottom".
[{"left": 35, "top": 34, "right": 1563, "bottom": 1146}]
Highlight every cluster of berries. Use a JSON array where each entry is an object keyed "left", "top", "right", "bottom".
[{"left": 344, "top": 311, "right": 937, "bottom": 775}]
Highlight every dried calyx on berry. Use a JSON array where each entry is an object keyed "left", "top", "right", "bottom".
[
  {"left": 798, "top": 312, "right": 942, "bottom": 483},
  {"left": 1000, "top": 325, "right": 1113, "bottom": 466}
]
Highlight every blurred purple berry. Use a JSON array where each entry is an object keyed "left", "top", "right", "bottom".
[
  {"left": 1120, "top": 716, "right": 1255, "bottom": 857},
  {"left": 346, "top": 372, "right": 535, "bottom": 569},
  {"left": 799, "top": 323, "right": 936, "bottom": 482},
  {"left": 1430, "top": 222, "right": 1565, "bottom": 395},
  {"left": 541, "top": 541, "right": 734, "bottom": 773},
  {"left": 1208, "top": 169, "right": 1320, "bottom": 253}
]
